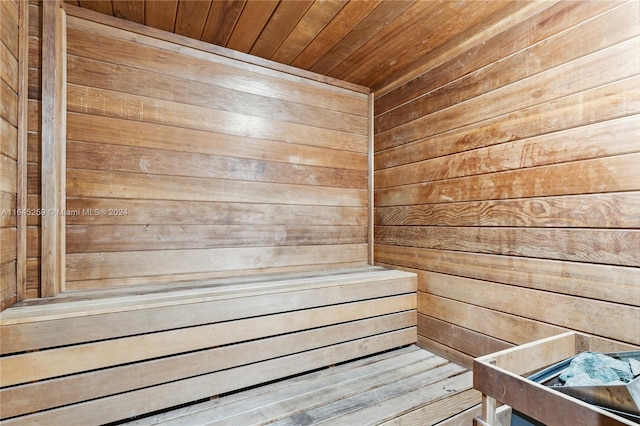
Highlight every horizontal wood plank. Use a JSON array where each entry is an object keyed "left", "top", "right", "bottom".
[
  {"left": 326, "top": 372, "right": 477, "bottom": 426},
  {"left": 0, "top": 192, "right": 16, "bottom": 227},
  {"left": 66, "top": 54, "right": 367, "bottom": 135},
  {"left": 376, "top": 37, "right": 640, "bottom": 150},
  {"left": 66, "top": 244, "right": 369, "bottom": 282},
  {"left": 65, "top": 262, "right": 372, "bottom": 291},
  {"left": 65, "top": 15, "right": 369, "bottom": 115},
  {"left": 417, "top": 335, "right": 474, "bottom": 371},
  {"left": 375, "top": 245, "right": 640, "bottom": 306},
  {"left": 0, "top": 298, "right": 415, "bottom": 387},
  {"left": 0, "top": 330, "right": 415, "bottom": 425},
  {"left": 0, "top": 118, "right": 18, "bottom": 162},
  {"left": 419, "top": 292, "right": 567, "bottom": 346},
  {"left": 0, "top": 260, "right": 17, "bottom": 311},
  {"left": 66, "top": 169, "right": 366, "bottom": 207},
  {"left": 0, "top": 314, "right": 416, "bottom": 418},
  {"left": 66, "top": 113, "right": 368, "bottom": 171},
  {"left": 124, "top": 347, "right": 425, "bottom": 425},
  {"left": 417, "top": 314, "right": 512, "bottom": 359},
  {"left": 375, "top": 1, "right": 622, "bottom": 114},
  {"left": 418, "top": 270, "right": 639, "bottom": 345},
  {"left": 376, "top": 77, "right": 640, "bottom": 170},
  {"left": 1, "top": 38, "right": 19, "bottom": 92},
  {"left": 1, "top": 228, "right": 17, "bottom": 263},
  {"left": 1, "top": 268, "right": 415, "bottom": 352},
  {"left": 375, "top": 153, "right": 640, "bottom": 206},
  {"left": 0, "top": 118, "right": 18, "bottom": 160},
  {"left": 0, "top": 154, "right": 17, "bottom": 194},
  {"left": 376, "top": 115, "right": 640, "bottom": 188},
  {"left": 375, "top": 192, "right": 640, "bottom": 228},
  {"left": 0, "top": 80, "right": 18, "bottom": 126},
  {"left": 0, "top": 1, "right": 19, "bottom": 58},
  {"left": 63, "top": 198, "right": 366, "bottom": 226},
  {"left": 375, "top": 1, "right": 638, "bottom": 133},
  {"left": 375, "top": 226, "right": 640, "bottom": 267},
  {"left": 66, "top": 83, "right": 367, "bottom": 154},
  {"left": 66, "top": 224, "right": 366, "bottom": 253},
  {"left": 66, "top": 140, "right": 367, "bottom": 189},
  {"left": 64, "top": 2, "right": 370, "bottom": 94},
  {"left": 5, "top": 267, "right": 414, "bottom": 315}
]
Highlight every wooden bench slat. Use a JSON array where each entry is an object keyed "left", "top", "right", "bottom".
[
  {"left": 0, "top": 266, "right": 412, "bottom": 320},
  {"left": 1, "top": 267, "right": 418, "bottom": 423},
  {"left": 1, "top": 329, "right": 416, "bottom": 425},
  {"left": 0, "top": 295, "right": 416, "bottom": 386},
  {"left": 1, "top": 313, "right": 416, "bottom": 418},
  {"left": 1, "top": 269, "right": 416, "bottom": 354}
]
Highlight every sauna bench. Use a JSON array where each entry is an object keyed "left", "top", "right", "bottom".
[{"left": 0, "top": 266, "right": 417, "bottom": 425}]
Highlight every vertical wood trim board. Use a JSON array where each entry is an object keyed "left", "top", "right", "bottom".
[
  {"left": 368, "top": 92, "right": 374, "bottom": 264},
  {"left": 16, "top": 0, "right": 28, "bottom": 302},
  {"left": 59, "top": 8, "right": 369, "bottom": 290},
  {"left": 40, "top": 0, "right": 65, "bottom": 296},
  {"left": 373, "top": 0, "right": 640, "bottom": 358},
  {"left": 24, "top": 2, "right": 40, "bottom": 299}
]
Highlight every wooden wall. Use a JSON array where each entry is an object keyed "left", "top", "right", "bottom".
[
  {"left": 1, "top": 0, "right": 24, "bottom": 309},
  {"left": 374, "top": 1, "right": 640, "bottom": 367},
  {"left": 55, "top": 8, "right": 369, "bottom": 291}
]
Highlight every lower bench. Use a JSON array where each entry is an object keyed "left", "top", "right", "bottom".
[{"left": 0, "top": 266, "right": 417, "bottom": 424}]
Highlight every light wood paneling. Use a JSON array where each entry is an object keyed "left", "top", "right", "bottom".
[
  {"left": 61, "top": 11, "right": 369, "bottom": 290},
  {"left": 65, "top": 55, "right": 367, "bottom": 134},
  {"left": 374, "top": 1, "right": 640, "bottom": 354},
  {"left": 375, "top": 1, "right": 632, "bottom": 119},
  {"left": 376, "top": 37, "right": 639, "bottom": 151},
  {"left": 25, "top": 3, "right": 371, "bottom": 294},
  {"left": 375, "top": 75, "right": 640, "bottom": 171}
]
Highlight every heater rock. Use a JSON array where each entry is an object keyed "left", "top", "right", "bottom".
[{"left": 560, "top": 352, "right": 634, "bottom": 386}]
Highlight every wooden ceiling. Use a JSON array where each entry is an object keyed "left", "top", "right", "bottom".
[{"left": 64, "top": 0, "right": 517, "bottom": 91}]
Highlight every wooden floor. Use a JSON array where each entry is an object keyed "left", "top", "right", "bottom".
[{"left": 124, "top": 345, "right": 481, "bottom": 426}]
